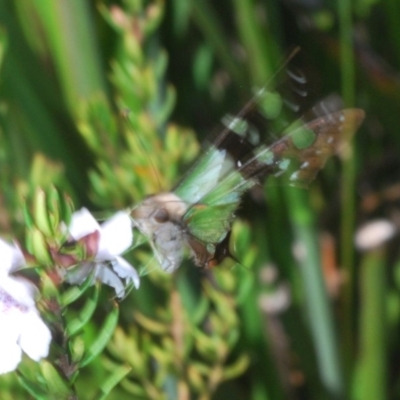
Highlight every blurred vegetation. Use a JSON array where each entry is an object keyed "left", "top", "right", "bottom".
[{"left": 0, "top": 0, "right": 399, "bottom": 399}]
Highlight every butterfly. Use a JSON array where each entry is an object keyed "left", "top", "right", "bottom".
[{"left": 130, "top": 69, "right": 365, "bottom": 273}]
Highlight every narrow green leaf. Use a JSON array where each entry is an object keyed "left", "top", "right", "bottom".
[
  {"left": 352, "top": 250, "right": 387, "bottom": 399},
  {"left": 338, "top": 0, "right": 357, "bottom": 370},
  {"left": 285, "top": 186, "right": 344, "bottom": 398},
  {"left": 190, "top": 294, "right": 209, "bottom": 326},
  {"left": 29, "top": 227, "right": 52, "bottom": 265},
  {"left": 79, "top": 304, "right": 119, "bottom": 368},
  {"left": 66, "top": 285, "right": 100, "bottom": 337},
  {"left": 222, "top": 354, "right": 250, "bottom": 380},
  {"left": 17, "top": 373, "right": 48, "bottom": 400},
  {"left": 33, "top": 188, "right": 53, "bottom": 237},
  {"left": 154, "top": 84, "right": 176, "bottom": 127},
  {"left": 40, "top": 360, "right": 73, "bottom": 399},
  {"left": 96, "top": 365, "right": 132, "bottom": 400},
  {"left": 190, "top": 0, "right": 245, "bottom": 85},
  {"left": 61, "top": 275, "right": 97, "bottom": 307},
  {"left": 22, "top": 200, "right": 35, "bottom": 229},
  {"left": 0, "top": 26, "right": 8, "bottom": 72},
  {"left": 30, "top": 0, "right": 105, "bottom": 114}
]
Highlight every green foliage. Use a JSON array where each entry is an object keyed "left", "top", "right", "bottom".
[{"left": 0, "top": 0, "right": 399, "bottom": 400}]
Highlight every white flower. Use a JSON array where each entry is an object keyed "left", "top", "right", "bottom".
[
  {"left": 66, "top": 208, "right": 139, "bottom": 297},
  {"left": 355, "top": 219, "right": 396, "bottom": 251},
  {"left": 0, "top": 239, "right": 51, "bottom": 375}
]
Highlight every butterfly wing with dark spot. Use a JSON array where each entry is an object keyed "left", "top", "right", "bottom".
[
  {"left": 182, "top": 108, "right": 365, "bottom": 267},
  {"left": 256, "top": 108, "right": 366, "bottom": 186}
]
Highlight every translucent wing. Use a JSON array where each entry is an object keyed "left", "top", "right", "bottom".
[
  {"left": 131, "top": 58, "right": 365, "bottom": 271},
  {"left": 174, "top": 65, "right": 310, "bottom": 204},
  {"left": 181, "top": 108, "right": 365, "bottom": 267}
]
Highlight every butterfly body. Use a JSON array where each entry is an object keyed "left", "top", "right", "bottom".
[{"left": 131, "top": 193, "right": 188, "bottom": 272}]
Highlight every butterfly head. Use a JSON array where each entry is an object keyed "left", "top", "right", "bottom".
[
  {"left": 131, "top": 193, "right": 187, "bottom": 232},
  {"left": 131, "top": 193, "right": 190, "bottom": 273}
]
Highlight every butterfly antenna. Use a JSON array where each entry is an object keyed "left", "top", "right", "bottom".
[
  {"left": 121, "top": 109, "right": 163, "bottom": 191},
  {"left": 139, "top": 253, "right": 159, "bottom": 276},
  {"left": 214, "top": 47, "right": 302, "bottom": 148},
  {"left": 273, "top": 46, "right": 301, "bottom": 81}
]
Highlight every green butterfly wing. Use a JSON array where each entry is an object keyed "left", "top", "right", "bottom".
[
  {"left": 182, "top": 167, "right": 254, "bottom": 244},
  {"left": 178, "top": 108, "right": 365, "bottom": 251}
]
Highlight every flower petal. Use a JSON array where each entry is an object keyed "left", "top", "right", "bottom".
[
  {"left": 66, "top": 258, "right": 139, "bottom": 297},
  {"left": 112, "top": 256, "right": 140, "bottom": 289},
  {"left": 0, "top": 341, "right": 21, "bottom": 374},
  {"left": 96, "top": 212, "right": 133, "bottom": 260},
  {"left": 355, "top": 219, "right": 396, "bottom": 250},
  {"left": 19, "top": 310, "right": 51, "bottom": 361},
  {"left": 10, "top": 242, "right": 26, "bottom": 273},
  {"left": 0, "top": 276, "right": 36, "bottom": 309},
  {"left": 94, "top": 265, "right": 126, "bottom": 298},
  {"left": 0, "top": 253, "right": 51, "bottom": 374},
  {"left": 69, "top": 208, "right": 100, "bottom": 240},
  {"left": 0, "top": 290, "right": 49, "bottom": 374},
  {"left": 0, "top": 240, "right": 24, "bottom": 275},
  {"left": 65, "top": 262, "right": 94, "bottom": 285}
]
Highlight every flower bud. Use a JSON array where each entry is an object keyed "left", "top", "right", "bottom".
[
  {"left": 33, "top": 189, "right": 53, "bottom": 237},
  {"left": 28, "top": 227, "right": 53, "bottom": 265}
]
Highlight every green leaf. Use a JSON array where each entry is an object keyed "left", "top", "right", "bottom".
[
  {"left": 66, "top": 284, "right": 100, "bottom": 337},
  {"left": 222, "top": 354, "right": 250, "bottom": 380},
  {"left": 79, "top": 304, "right": 119, "bottom": 368},
  {"left": 40, "top": 361, "right": 73, "bottom": 399},
  {"left": 29, "top": 0, "right": 105, "bottom": 115},
  {"left": 96, "top": 365, "right": 132, "bottom": 400},
  {"left": 17, "top": 373, "right": 48, "bottom": 400},
  {"left": 22, "top": 200, "right": 35, "bottom": 230},
  {"left": 155, "top": 83, "right": 176, "bottom": 127},
  {"left": 28, "top": 227, "right": 52, "bottom": 265},
  {"left": 352, "top": 250, "right": 387, "bottom": 399},
  {"left": 33, "top": 188, "right": 53, "bottom": 237},
  {"left": 0, "top": 26, "right": 8, "bottom": 71},
  {"left": 61, "top": 275, "right": 97, "bottom": 307}
]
